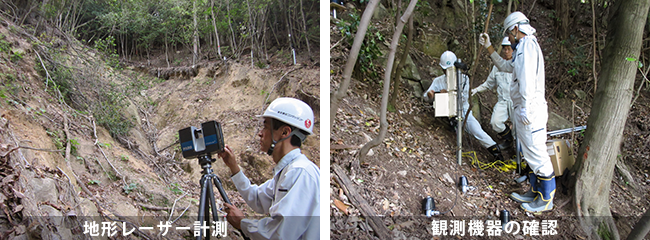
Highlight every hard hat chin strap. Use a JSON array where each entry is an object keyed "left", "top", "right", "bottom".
[{"left": 266, "top": 129, "right": 306, "bottom": 156}]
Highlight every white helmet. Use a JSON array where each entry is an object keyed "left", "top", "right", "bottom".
[
  {"left": 439, "top": 51, "right": 457, "bottom": 69},
  {"left": 259, "top": 97, "right": 314, "bottom": 135},
  {"left": 501, "top": 37, "right": 511, "bottom": 46},
  {"left": 503, "top": 11, "right": 529, "bottom": 34}
]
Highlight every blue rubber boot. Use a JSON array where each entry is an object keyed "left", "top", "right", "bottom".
[
  {"left": 510, "top": 171, "right": 538, "bottom": 203},
  {"left": 521, "top": 174, "right": 556, "bottom": 213}
]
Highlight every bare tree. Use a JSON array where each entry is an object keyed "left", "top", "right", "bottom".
[
  {"left": 211, "top": 0, "right": 222, "bottom": 59},
  {"left": 591, "top": 0, "right": 598, "bottom": 95},
  {"left": 389, "top": 15, "right": 414, "bottom": 109},
  {"left": 572, "top": 1, "right": 650, "bottom": 239},
  {"left": 298, "top": 0, "right": 310, "bottom": 56},
  {"left": 226, "top": 0, "right": 237, "bottom": 56},
  {"left": 192, "top": 0, "right": 199, "bottom": 65},
  {"left": 554, "top": 0, "right": 570, "bottom": 40},
  {"left": 358, "top": 0, "right": 418, "bottom": 162},
  {"left": 245, "top": 0, "right": 254, "bottom": 67},
  {"left": 330, "top": 0, "right": 380, "bottom": 127}
]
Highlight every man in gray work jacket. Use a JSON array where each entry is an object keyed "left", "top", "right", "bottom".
[{"left": 218, "top": 97, "right": 320, "bottom": 239}]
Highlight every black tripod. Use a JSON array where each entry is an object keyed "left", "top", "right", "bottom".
[{"left": 196, "top": 155, "right": 249, "bottom": 240}]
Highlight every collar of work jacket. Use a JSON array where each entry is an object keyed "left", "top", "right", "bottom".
[{"left": 273, "top": 148, "right": 302, "bottom": 176}]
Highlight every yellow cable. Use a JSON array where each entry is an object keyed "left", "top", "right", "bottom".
[{"left": 462, "top": 151, "right": 525, "bottom": 173}]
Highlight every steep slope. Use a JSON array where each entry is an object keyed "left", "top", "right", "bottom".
[{"left": 0, "top": 16, "right": 319, "bottom": 239}]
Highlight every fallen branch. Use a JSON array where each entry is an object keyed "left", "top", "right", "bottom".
[
  {"left": 159, "top": 140, "right": 179, "bottom": 153},
  {"left": 332, "top": 164, "right": 391, "bottom": 239},
  {"left": 56, "top": 166, "right": 74, "bottom": 190},
  {"left": 6, "top": 123, "right": 30, "bottom": 167},
  {"left": 171, "top": 203, "right": 192, "bottom": 224},
  {"left": 0, "top": 145, "right": 19, "bottom": 158},
  {"left": 70, "top": 169, "right": 95, "bottom": 202},
  {"left": 136, "top": 203, "right": 172, "bottom": 211},
  {"left": 18, "top": 145, "right": 63, "bottom": 152},
  {"left": 169, "top": 192, "right": 189, "bottom": 222},
  {"left": 330, "top": 145, "right": 360, "bottom": 150},
  {"left": 96, "top": 144, "right": 122, "bottom": 176},
  {"left": 93, "top": 155, "right": 110, "bottom": 178},
  {"left": 34, "top": 50, "right": 55, "bottom": 91},
  {"left": 63, "top": 114, "right": 72, "bottom": 163},
  {"left": 330, "top": 37, "right": 345, "bottom": 51},
  {"left": 87, "top": 113, "right": 122, "bottom": 177},
  {"left": 127, "top": 144, "right": 168, "bottom": 184},
  {"left": 631, "top": 66, "right": 650, "bottom": 108}
]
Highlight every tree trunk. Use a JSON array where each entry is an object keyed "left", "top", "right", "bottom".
[
  {"left": 555, "top": 0, "right": 570, "bottom": 40},
  {"left": 389, "top": 15, "right": 413, "bottom": 109},
  {"left": 245, "top": 0, "right": 254, "bottom": 67},
  {"left": 258, "top": 6, "right": 268, "bottom": 60},
  {"left": 226, "top": 0, "right": 237, "bottom": 55},
  {"left": 165, "top": 34, "right": 170, "bottom": 68},
  {"left": 394, "top": 0, "right": 402, "bottom": 27},
  {"left": 211, "top": 0, "right": 222, "bottom": 59},
  {"left": 507, "top": 0, "right": 513, "bottom": 15},
  {"left": 192, "top": 0, "right": 199, "bottom": 65},
  {"left": 591, "top": 0, "right": 598, "bottom": 95},
  {"left": 286, "top": 3, "right": 291, "bottom": 45},
  {"left": 572, "top": 1, "right": 650, "bottom": 239},
  {"left": 298, "top": 0, "right": 310, "bottom": 56},
  {"left": 330, "top": 0, "right": 380, "bottom": 127},
  {"left": 358, "top": 0, "right": 418, "bottom": 162}
]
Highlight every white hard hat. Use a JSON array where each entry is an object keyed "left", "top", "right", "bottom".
[
  {"left": 503, "top": 11, "right": 529, "bottom": 34},
  {"left": 439, "top": 51, "right": 457, "bottom": 69},
  {"left": 259, "top": 97, "right": 314, "bottom": 135},
  {"left": 501, "top": 37, "right": 511, "bottom": 46}
]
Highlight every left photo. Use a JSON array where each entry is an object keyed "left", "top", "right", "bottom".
[{"left": 0, "top": 0, "right": 320, "bottom": 239}]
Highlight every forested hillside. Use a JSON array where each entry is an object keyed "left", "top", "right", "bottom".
[
  {"left": 4, "top": 0, "right": 318, "bottom": 66},
  {"left": 330, "top": 0, "right": 650, "bottom": 239}
]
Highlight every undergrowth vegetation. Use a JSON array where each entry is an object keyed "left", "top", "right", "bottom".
[{"left": 34, "top": 32, "right": 134, "bottom": 138}]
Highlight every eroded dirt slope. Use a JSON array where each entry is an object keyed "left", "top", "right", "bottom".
[{"left": 0, "top": 17, "right": 319, "bottom": 239}]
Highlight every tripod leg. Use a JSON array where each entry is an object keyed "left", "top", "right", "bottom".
[
  {"left": 212, "top": 176, "right": 251, "bottom": 240},
  {"left": 212, "top": 176, "right": 231, "bottom": 204},
  {"left": 207, "top": 181, "right": 220, "bottom": 222},
  {"left": 206, "top": 179, "right": 226, "bottom": 238},
  {"left": 204, "top": 195, "right": 212, "bottom": 240},
  {"left": 197, "top": 176, "right": 210, "bottom": 240}
]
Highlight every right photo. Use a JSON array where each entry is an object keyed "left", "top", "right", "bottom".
[{"left": 329, "top": 0, "right": 650, "bottom": 239}]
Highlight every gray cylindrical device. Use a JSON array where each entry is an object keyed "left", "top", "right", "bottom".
[
  {"left": 423, "top": 196, "right": 436, "bottom": 217},
  {"left": 500, "top": 209, "right": 510, "bottom": 229},
  {"left": 459, "top": 175, "right": 469, "bottom": 193}
]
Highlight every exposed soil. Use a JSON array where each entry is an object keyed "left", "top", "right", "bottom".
[
  {"left": 0, "top": 16, "right": 319, "bottom": 239},
  {"left": 329, "top": 2, "right": 650, "bottom": 239}
]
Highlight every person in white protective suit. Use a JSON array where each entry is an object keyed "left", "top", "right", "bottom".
[
  {"left": 471, "top": 37, "right": 515, "bottom": 151},
  {"left": 218, "top": 97, "right": 320, "bottom": 239},
  {"left": 479, "top": 11, "right": 555, "bottom": 213},
  {"left": 424, "top": 51, "right": 504, "bottom": 162}
]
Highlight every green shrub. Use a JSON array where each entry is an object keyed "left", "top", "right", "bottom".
[
  {"left": 170, "top": 183, "right": 184, "bottom": 195},
  {"left": 123, "top": 183, "right": 138, "bottom": 194},
  {"left": 94, "top": 36, "right": 120, "bottom": 68},
  {"left": 0, "top": 35, "right": 10, "bottom": 53},
  {"left": 10, "top": 51, "right": 22, "bottom": 62},
  {"left": 337, "top": 12, "right": 384, "bottom": 80}
]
